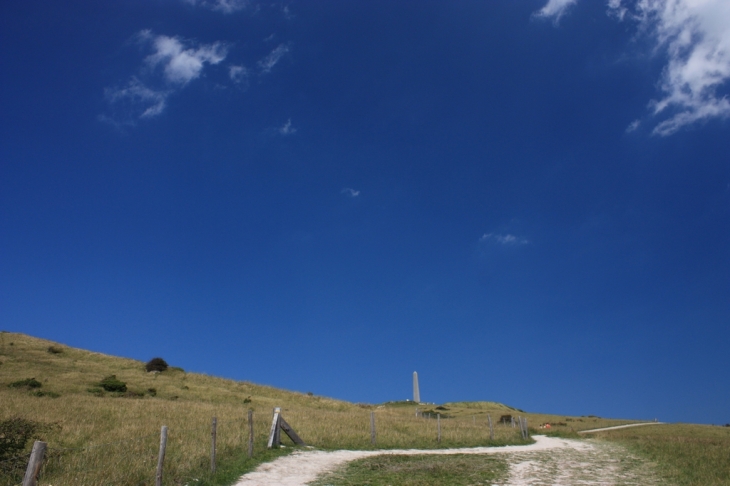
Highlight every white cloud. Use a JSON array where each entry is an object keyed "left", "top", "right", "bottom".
[
  {"left": 341, "top": 188, "right": 361, "bottom": 197},
  {"left": 183, "top": 0, "right": 250, "bottom": 14},
  {"left": 229, "top": 65, "right": 248, "bottom": 84},
  {"left": 103, "top": 31, "right": 229, "bottom": 123},
  {"left": 144, "top": 33, "right": 228, "bottom": 85},
  {"left": 278, "top": 118, "right": 296, "bottom": 135},
  {"left": 104, "top": 77, "right": 169, "bottom": 120},
  {"left": 538, "top": 0, "right": 730, "bottom": 135},
  {"left": 626, "top": 119, "right": 641, "bottom": 132},
  {"left": 480, "top": 233, "right": 529, "bottom": 245},
  {"left": 258, "top": 43, "right": 290, "bottom": 74},
  {"left": 629, "top": 0, "right": 730, "bottom": 135},
  {"left": 535, "top": 0, "right": 579, "bottom": 22}
]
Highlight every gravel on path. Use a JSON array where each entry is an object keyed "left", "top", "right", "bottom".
[{"left": 233, "top": 435, "right": 661, "bottom": 486}]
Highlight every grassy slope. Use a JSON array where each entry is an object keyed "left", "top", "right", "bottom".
[
  {"left": 591, "top": 424, "right": 730, "bottom": 485},
  {"left": 4, "top": 331, "right": 717, "bottom": 485},
  {"left": 0, "top": 332, "right": 532, "bottom": 485}
]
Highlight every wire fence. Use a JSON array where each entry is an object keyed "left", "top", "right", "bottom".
[{"left": 8, "top": 409, "right": 530, "bottom": 486}]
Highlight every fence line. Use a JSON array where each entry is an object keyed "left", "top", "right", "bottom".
[{"left": 12, "top": 407, "right": 532, "bottom": 485}]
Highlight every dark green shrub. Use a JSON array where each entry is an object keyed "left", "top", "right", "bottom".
[
  {"left": 0, "top": 417, "right": 36, "bottom": 459},
  {"left": 47, "top": 346, "right": 63, "bottom": 354},
  {"left": 33, "top": 390, "right": 60, "bottom": 398},
  {"left": 0, "top": 417, "right": 39, "bottom": 479},
  {"left": 99, "top": 375, "right": 127, "bottom": 392},
  {"left": 147, "top": 388, "right": 157, "bottom": 396},
  {"left": 145, "top": 357, "right": 168, "bottom": 372},
  {"left": 8, "top": 378, "right": 42, "bottom": 389}
]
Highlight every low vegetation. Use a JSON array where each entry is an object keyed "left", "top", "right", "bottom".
[
  {"left": 145, "top": 357, "right": 169, "bottom": 373},
  {"left": 311, "top": 454, "right": 509, "bottom": 486},
  {"left": 2, "top": 331, "right": 725, "bottom": 485},
  {"left": 0, "top": 332, "right": 538, "bottom": 485},
  {"left": 592, "top": 423, "right": 730, "bottom": 486}
]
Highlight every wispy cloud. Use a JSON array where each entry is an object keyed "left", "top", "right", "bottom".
[
  {"left": 479, "top": 233, "right": 529, "bottom": 245},
  {"left": 537, "top": 0, "right": 730, "bottom": 135},
  {"left": 103, "top": 77, "right": 170, "bottom": 122},
  {"left": 258, "top": 43, "right": 290, "bottom": 74},
  {"left": 278, "top": 118, "right": 297, "bottom": 135},
  {"left": 102, "top": 31, "right": 228, "bottom": 123},
  {"left": 341, "top": 188, "right": 361, "bottom": 197},
  {"left": 626, "top": 119, "right": 641, "bottom": 133},
  {"left": 141, "top": 31, "right": 228, "bottom": 85},
  {"left": 627, "top": 0, "right": 730, "bottom": 135},
  {"left": 229, "top": 65, "right": 249, "bottom": 86},
  {"left": 183, "top": 0, "right": 250, "bottom": 14},
  {"left": 534, "top": 0, "right": 579, "bottom": 22}
]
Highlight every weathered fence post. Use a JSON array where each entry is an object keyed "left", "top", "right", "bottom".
[
  {"left": 22, "top": 441, "right": 46, "bottom": 486},
  {"left": 155, "top": 426, "right": 168, "bottom": 486},
  {"left": 247, "top": 410, "right": 254, "bottom": 458},
  {"left": 267, "top": 407, "right": 281, "bottom": 448},
  {"left": 488, "top": 414, "right": 494, "bottom": 440},
  {"left": 211, "top": 417, "right": 217, "bottom": 473},
  {"left": 370, "top": 411, "right": 376, "bottom": 445},
  {"left": 511, "top": 416, "right": 515, "bottom": 428},
  {"left": 523, "top": 417, "right": 529, "bottom": 438},
  {"left": 437, "top": 413, "right": 441, "bottom": 444}
]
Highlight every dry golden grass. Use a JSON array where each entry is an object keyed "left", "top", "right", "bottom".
[
  {"left": 0, "top": 332, "right": 638, "bottom": 485},
  {"left": 591, "top": 423, "right": 730, "bottom": 485}
]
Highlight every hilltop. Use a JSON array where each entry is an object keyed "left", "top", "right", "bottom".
[{"left": 0, "top": 332, "right": 632, "bottom": 485}]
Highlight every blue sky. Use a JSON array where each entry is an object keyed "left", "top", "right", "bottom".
[{"left": 2, "top": 0, "right": 729, "bottom": 424}]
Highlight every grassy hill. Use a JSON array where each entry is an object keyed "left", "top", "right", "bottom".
[
  {"left": 0, "top": 332, "right": 532, "bottom": 485},
  {"left": 5, "top": 331, "right": 725, "bottom": 485}
]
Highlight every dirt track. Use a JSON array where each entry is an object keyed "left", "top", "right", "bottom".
[{"left": 232, "top": 435, "right": 661, "bottom": 485}]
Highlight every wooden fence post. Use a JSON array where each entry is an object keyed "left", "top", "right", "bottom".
[
  {"left": 211, "top": 417, "right": 217, "bottom": 474},
  {"left": 488, "top": 414, "right": 494, "bottom": 440},
  {"left": 437, "top": 414, "right": 441, "bottom": 444},
  {"left": 155, "top": 426, "right": 168, "bottom": 486},
  {"left": 370, "top": 411, "right": 376, "bottom": 445},
  {"left": 267, "top": 407, "right": 281, "bottom": 448},
  {"left": 22, "top": 441, "right": 46, "bottom": 486},
  {"left": 247, "top": 410, "right": 254, "bottom": 458}
]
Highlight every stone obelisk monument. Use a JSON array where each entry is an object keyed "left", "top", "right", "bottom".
[{"left": 413, "top": 371, "right": 420, "bottom": 403}]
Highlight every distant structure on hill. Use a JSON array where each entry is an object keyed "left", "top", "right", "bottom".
[{"left": 413, "top": 371, "right": 420, "bottom": 403}]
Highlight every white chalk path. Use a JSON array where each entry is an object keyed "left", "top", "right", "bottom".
[
  {"left": 577, "top": 421, "right": 665, "bottom": 434},
  {"left": 232, "top": 435, "right": 661, "bottom": 486}
]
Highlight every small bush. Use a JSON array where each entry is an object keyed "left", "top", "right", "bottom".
[
  {"left": 145, "top": 357, "right": 169, "bottom": 373},
  {"left": 243, "top": 396, "right": 252, "bottom": 403},
  {"left": 147, "top": 388, "right": 157, "bottom": 396},
  {"left": 0, "top": 417, "right": 40, "bottom": 480},
  {"left": 8, "top": 378, "right": 42, "bottom": 389},
  {"left": 47, "top": 346, "right": 63, "bottom": 354},
  {"left": 99, "top": 375, "right": 127, "bottom": 393},
  {"left": 0, "top": 417, "right": 37, "bottom": 460},
  {"left": 33, "top": 390, "right": 60, "bottom": 398}
]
